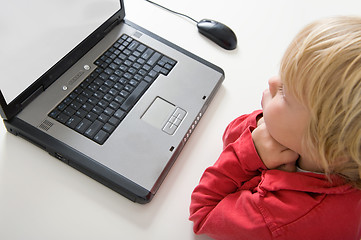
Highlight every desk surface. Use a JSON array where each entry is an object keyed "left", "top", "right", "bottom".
[{"left": 1, "top": 0, "right": 361, "bottom": 239}]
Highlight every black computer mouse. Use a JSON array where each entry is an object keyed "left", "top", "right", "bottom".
[{"left": 197, "top": 19, "right": 237, "bottom": 50}]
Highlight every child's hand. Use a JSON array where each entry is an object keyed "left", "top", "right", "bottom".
[{"left": 252, "top": 118, "right": 299, "bottom": 172}]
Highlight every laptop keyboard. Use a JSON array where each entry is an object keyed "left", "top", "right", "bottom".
[{"left": 48, "top": 34, "right": 177, "bottom": 145}]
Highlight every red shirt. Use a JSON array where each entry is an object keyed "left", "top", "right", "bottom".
[{"left": 189, "top": 110, "right": 361, "bottom": 240}]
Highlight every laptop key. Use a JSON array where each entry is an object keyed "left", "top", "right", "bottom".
[
  {"left": 84, "top": 120, "right": 103, "bottom": 138},
  {"left": 108, "top": 116, "right": 120, "bottom": 126},
  {"left": 75, "top": 109, "right": 87, "bottom": 118},
  {"left": 86, "top": 112, "right": 98, "bottom": 122},
  {"left": 76, "top": 119, "right": 92, "bottom": 134},
  {"left": 102, "top": 123, "right": 115, "bottom": 133},
  {"left": 137, "top": 44, "right": 146, "bottom": 53},
  {"left": 94, "top": 130, "right": 109, "bottom": 145},
  {"left": 57, "top": 113, "right": 69, "bottom": 124},
  {"left": 66, "top": 116, "right": 82, "bottom": 129},
  {"left": 128, "top": 41, "right": 139, "bottom": 51},
  {"left": 147, "top": 52, "right": 161, "bottom": 66},
  {"left": 141, "top": 49, "right": 154, "bottom": 60},
  {"left": 114, "top": 109, "right": 125, "bottom": 119},
  {"left": 49, "top": 109, "right": 60, "bottom": 118},
  {"left": 120, "top": 81, "right": 148, "bottom": 112}
]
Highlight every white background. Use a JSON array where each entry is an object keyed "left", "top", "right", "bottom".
[{"left": 1, "top": 0, "right": 361, "bottom": 239}]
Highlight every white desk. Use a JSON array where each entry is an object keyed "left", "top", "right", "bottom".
[{"left": 1, "top": 0, "right": 360, "bottom": 239}]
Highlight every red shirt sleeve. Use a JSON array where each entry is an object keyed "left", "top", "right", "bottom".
[
  {"left": 189, "top": 111, "right": 361, "bottom": 240},
  {"left": 189, "top": 111, "right": 271, "bottom": 239}
]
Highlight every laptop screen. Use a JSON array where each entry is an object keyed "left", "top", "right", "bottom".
[{"left": 0, "top": 0, "right": 120, "bottom": 104}]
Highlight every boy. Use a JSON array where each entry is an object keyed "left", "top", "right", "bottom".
[{"left": 189, "top": 17, "right": 361, "bottom": 240}]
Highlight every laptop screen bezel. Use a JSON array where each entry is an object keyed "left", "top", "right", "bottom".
[{"left": 0, "top": 0, "right": 125, "bottom": 121}]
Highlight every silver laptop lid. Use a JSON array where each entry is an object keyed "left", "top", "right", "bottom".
[{"left": 0, "top": 0, "right": 122, "bottom": 120}]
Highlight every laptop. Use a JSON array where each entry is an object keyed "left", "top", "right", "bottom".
[{"left": 0, "top": 0, "right": 224, "bottom": 203}]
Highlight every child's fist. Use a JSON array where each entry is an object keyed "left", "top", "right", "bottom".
[{"left": 252, "top": 120, "right": 299, "bottom": 172}]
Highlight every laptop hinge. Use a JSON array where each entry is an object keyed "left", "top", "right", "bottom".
[
  {"left": 0, "top": 84, "right": 44, "bottom": 121},
  {"left": 104, "top": 17, "right": 122, "bottom": 34},
  {"left": 20, "top": 85, "right": 44, "bottom": 108},
  {"left": 0, "top": 90, "right": 8, "bottom": 120}
]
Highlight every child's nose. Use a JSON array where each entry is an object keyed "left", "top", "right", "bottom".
[{"left": 268, "top": 76, "right": 282, "bottom": 97}]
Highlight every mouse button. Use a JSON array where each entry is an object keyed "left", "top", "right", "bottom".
[
  {"left": 198, "top": 19, "right": 213, "bottom": 23},
  {"left": 197, "top": 19, "right": 218, "bottom": 28},
  {"left": 197, "top": 20, "right": 212, "bottom": 30}
]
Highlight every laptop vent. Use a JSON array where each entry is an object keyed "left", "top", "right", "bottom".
[{"left": 38, "top": 120, "right": 54, "bottom": 131}]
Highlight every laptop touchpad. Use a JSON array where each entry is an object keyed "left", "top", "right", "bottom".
[
  {"left": 142, "top": 97, "right": 175, "bottom": 128},
  {"left": 141, "top": 97, "right": 186, "bottom": 135}
]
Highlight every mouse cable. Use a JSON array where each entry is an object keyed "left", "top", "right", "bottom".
[{"left": 144, "top": 0, "right": 199, "bottom": 24}]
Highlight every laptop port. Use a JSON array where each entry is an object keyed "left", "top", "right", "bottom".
[{"left": 54, "top": 152, "right": 68, "bottom": 163}]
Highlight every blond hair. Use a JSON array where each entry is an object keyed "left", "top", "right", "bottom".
[{"left": 280, "top": 16, "right": 361, "bottom": 189}]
